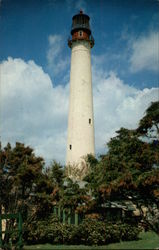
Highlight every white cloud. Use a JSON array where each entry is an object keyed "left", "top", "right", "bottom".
[
  {"left": 0, "top": 57, "right": 69, "bottom": 164},
  {"left": 93, "top": 69, "right": 158, "bottom": 155},
  {"left": 0, "top": 57, "right": 158, "bottom": 164},
  {"left": 46, "top": 35, "right": 69, "bottom": 77},
  {"left": 129, "top": 31, "right": 159, "bottom": 72}
]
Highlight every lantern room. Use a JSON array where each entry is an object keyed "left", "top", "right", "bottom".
[
  {"left": 71, "top": 10, "right": 91, "bottom": 35},
  {"left": 68, "top": 10, "right": 94, "bottom": 48}
]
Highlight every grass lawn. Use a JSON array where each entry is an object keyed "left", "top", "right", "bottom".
[{"left": 24, "top": 231, "right": 159, "bottom": 249}]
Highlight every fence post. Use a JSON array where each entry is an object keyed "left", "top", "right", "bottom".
[
  {"left": 58, "top": 207, "right": 61, "bottom": 221},
  {"left": 75, "top": 212, "right": 78, "bottom": 226},
  {"left": 63, "top": 209, "right": 66, "bottom": 224},
  {"left": 68, "top": 208, "right": 71, "bottom": 225},
  {"left": 53, "top": 206, "right": 57, "bottom": 215},
  {"left": 18, "top": 213, "right": 23, "bottom": 249}
]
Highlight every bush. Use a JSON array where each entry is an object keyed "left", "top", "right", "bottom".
[
  {"left": 23, "top": 215, "right": 78, "bottom": 245},
  {"left": 105, "top": 223, "right": 121, "bottom": 244},
  {"left": 77, "top": 219, "right": 106, "bottom": 245},
  {"left": 77, "top": 219, "right": 140, "bottom": 245},
  {"left": 23, "top": 216, "right": 141, "bottom": 246},
  {"left": 120, "top": 223, "right": 141, "bottom": 241},
  {"left": 23, "top": 215, "right": 61, "bottom": 244}
]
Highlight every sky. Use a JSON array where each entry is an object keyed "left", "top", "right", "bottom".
[{"left": 0, "top": 0, "right": 159, "bottom": 165}]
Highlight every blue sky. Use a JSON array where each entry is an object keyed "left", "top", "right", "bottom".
[
  {"left": 1, "top": 0, "right": 159, "bottom": 87},
  {"left": 0, "top": 0, "right": 159, "bottom": 164}
]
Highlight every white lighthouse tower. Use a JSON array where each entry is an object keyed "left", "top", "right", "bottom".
[{"left": 66, "top": 10, "right": 95, "bottom": 180}]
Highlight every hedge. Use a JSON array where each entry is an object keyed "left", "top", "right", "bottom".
[{"left": 23, "top": 215, "right": 141, "bottom": 246}]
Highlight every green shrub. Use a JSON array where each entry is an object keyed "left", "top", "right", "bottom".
[
  {"left": 23, "top": 215, "right": 140, "bottom": 246},
  {"left": 106, "top": 223, "right": 121, "bottom": 244},
  {"left": 77, "top": 219, "right": 106, "bottom": 245},
  {"left": 77, "top": 219, "right": 140, "bottom": 245},
  {"left": 120, "top": 223, "right": 141, "bottom": 241}
]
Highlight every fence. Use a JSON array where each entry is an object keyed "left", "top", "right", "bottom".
[
  {"left": 0, "top": 213, "right": 23, "bottom": 249},
  {"left": 53, "top": 206, "right": 124, "bottom": 226},
  {"left": 53, "top": 206, "right": 84, "bottom": 226}
]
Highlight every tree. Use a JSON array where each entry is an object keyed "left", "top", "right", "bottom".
[
  {"left": 48, "top": 160, "right": 64, "bottom": 187},
  {"left": 137, "top": 101, "right": 159, "bottom": 139},
  {"left": 44, "top": 161, "right": 65, "bottom": 205},
  {"left": 58, "top": 178, "right": 91, "bottom": 212},
  {"left": 0, "top": 142, "right": 54, "bottom": 245},
  {"left": 84, "top": 102, "right": 159, "bottom": 231}
]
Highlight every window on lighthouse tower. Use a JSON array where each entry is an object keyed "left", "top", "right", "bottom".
[{"left": 79, "top": 30, "right": 83, "bottom": 37}]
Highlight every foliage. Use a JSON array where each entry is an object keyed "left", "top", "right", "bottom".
[
  {"left": 58, "top": 178, "right": 91, "bottom": 211},
  {"left": 23, "top": 215, "right": 140, "bottom": 246},
  {"left": 137, "top": 101, "right": 159, "bottom": 138},
  {"left": 84, "top": 102, "right": 159, "bottom": 204},
  {"left": 0, "top": 143, "right": 48, "bottom": 213},
  {"left": 22, "top": 231, "right": 159, "bottom": 249},
  {"left": 78, "top": 219, "right": 140, "bottom": 245},
  {"left": 0, "top": 142, "right": 55, "bottom": 245},
  {"left": 46, "top": 161, "right": 64, "bottom": 187},
  {"left": 83, "top": 102, "right": 159, "bottom": 235},
  {"left": 1, "top": 101, "right": 159, "bottom": 246},
  {"left": 24, "top": 214, "right": 78, "bottom": 245}
]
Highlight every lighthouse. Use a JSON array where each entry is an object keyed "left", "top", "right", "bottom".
[{"left": 66, "top": 11, "right": 95, "bottom": 180}]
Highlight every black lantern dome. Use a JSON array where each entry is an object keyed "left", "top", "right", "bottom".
[
  {"left": 71, "top": 10, "right": 91, "bottom": 35},
  {"left": 68, "top": 10, "right": 94, "bottom": 48}
]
